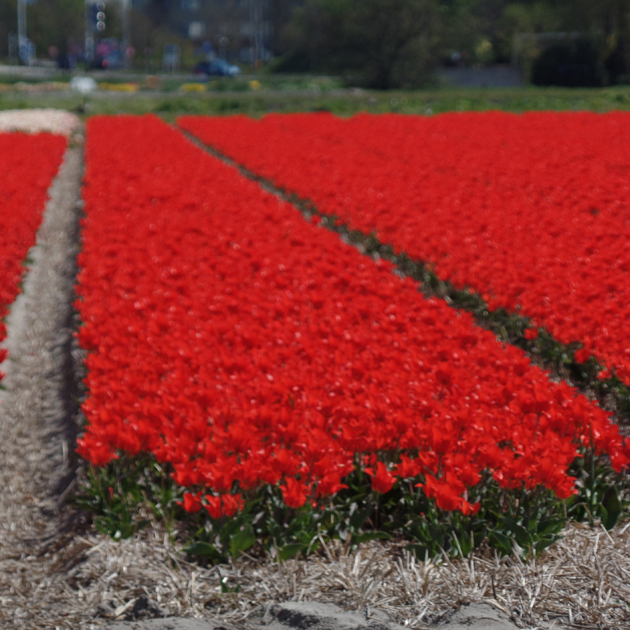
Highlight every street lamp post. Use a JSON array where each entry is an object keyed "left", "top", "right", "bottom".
[
  {"left": 17, "top": 0, "right": 28, "bottom": 65},
  {"left": 84, "top": 0, "right": 95, "bottom": 65},
  {"left": 249, "top": 0, "right": 263, "bottom": 67},
  {"left": 121, "top": 0, "right": 131, "bottom": 69}
]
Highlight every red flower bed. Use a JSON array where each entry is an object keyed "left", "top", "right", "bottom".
[
  {"left": 0, "top": 132, "right": 67, "bottom": 379},
  {"left": 179, "top": 112, "right": 630, "bottom": 385},
  {"left": 77, "top": 115, "right": 629, "bottom": 518}
]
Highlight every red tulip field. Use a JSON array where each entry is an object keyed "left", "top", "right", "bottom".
[
  {"left": 0, "top": 132, "right": 66, "bottom": 375},
  {"left": 179, "top": 112, "right": 630, "bottom": 386},
  {"left": 70, "top": 114, "right": 630, "bottom": 559}
]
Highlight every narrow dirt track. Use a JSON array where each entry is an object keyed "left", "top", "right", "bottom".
[{"left": 0, "top": 145, "right": 86, "bottom": 628}]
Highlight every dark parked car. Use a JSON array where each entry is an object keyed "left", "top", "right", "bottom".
[{"left": 194, "top": 58, "right": 241, "bottom": 77}]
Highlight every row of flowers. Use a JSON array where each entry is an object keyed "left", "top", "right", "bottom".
[
  {"left": 178, "top": 112, "right": 630, "bottom": 386},
  {"left": 0, "top": 132, "right": 66, "bottom": 380},
  {"left": 77, "top": 115, "right": 629, "bottom": 520}
]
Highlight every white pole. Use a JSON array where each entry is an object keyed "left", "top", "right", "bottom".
[
  {"left": 85, "top": 0, "right": 95, "bottom": 64},
  {"left": 249, "top": 0, "right": 262, "bottom": 67},
  {"left": 17, "top": 0, "right": 27, "bottom": 65},
  {"left": 121, "top": 0, "right": 131, "bottom": 69},
  {"left": 249, "top": 0, "right": 255, "bottom": 66}
]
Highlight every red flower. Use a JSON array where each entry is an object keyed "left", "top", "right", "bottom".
[
  {"left": 316, "top": 472, "right": 347, "bottom": 497},
  {"left": 524, "top": 328, "right": 538, "bottom": 340},
  {"left": 221, "top": 493, "right": 244, "bottom": 517},
  {"left": 365, "top": 462, "right": 395, "bottom": 494},
  {"left": 0, "top": 133, "right": 66, "bottom": 392},
  {"left": 393, "top": 455, "right": 422, "bottom": 479},
  {"left": 180, "top": 112, "right": 630, "bottom": 387},
  {"left": 574, "top": 348, "right": 591, "bottom": 363},
  {"left": 74, "top": 115, "right": 630, "bottom": 522},
  {"left": 281, "top": 478, "right": 308, "bottom": 508},
  {"left": 460, "top": 501, "right": 481, "bottom": 516},
  {"left": 205, "top": 495, "right": 222, "bottom": 519},
  {"left": 182, "top": 491, "right": 202, "bottom": 513},
  {"left": 422, "top": 475, "right": 463, "bottom": 512},
  {"left": 204, "top": 493, "right": 244, "bottom": 518}
]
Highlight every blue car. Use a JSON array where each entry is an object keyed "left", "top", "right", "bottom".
[{"left": 194, "top": 59, "right": 241, "bottom": 77}]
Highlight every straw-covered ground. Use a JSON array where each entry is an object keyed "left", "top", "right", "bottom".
[{"left": 0, "top": 110, "right": 629, "bottom": 630}]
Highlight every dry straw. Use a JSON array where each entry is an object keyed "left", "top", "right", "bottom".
[{"left": 3, "top": 520, "right": 630, "bottom": 629}]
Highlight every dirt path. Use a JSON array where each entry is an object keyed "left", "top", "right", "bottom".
[{"left": 0, "top": 145, "right": 85, "bottom": 628}]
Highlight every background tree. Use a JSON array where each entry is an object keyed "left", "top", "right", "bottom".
[
  {"left": 26, "top": 0, "right": 84, "bottom": 61},
  {"left": 268, "top": 0, "right": 303, "bottom": 57},
  {"left": 0, "top": 0, "right": 17, "bottom": 59},
  {"left": 438, "top": 0, "right": 630, "bottom": 83},
  {"left": 277, "top": 0, "right": 441, "bottom": 89},
  {"left": 1, "top": 0, "right": 629, "bottom": 83}
]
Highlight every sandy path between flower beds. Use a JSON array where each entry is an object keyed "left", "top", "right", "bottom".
[
  {"left": 0, "top": 142, "right": 87, "bottom": 627},
  {"left": 0, "top": 117, "right": 629, "bottom": 630}
]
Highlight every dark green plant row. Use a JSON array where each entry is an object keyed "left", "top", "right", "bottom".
[{"left": 75, "top": 442, "right": 626, "bottom": 565}]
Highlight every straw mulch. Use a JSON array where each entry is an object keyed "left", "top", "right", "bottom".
[{"left": 3, "top": 518, "right": 630, "bottom": 629}]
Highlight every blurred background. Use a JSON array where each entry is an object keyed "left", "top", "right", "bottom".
[{"left": 1, "top": 0, "right": 630, "bottom": 89}]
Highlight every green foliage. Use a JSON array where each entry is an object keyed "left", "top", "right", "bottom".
[
  {"left": 74, "top": 456, "right": 180, "bottom": 539},
  {"left": 26, "top": 0, "right": 85, "bottom": 54},
  {"left": 397, "top": 476, "right": 567, "bottom": 559},
  {"left": 3, "top": 84, "right": 630, "bottom": 121},
  {"left": 566, "top": 448, "right": 626, "bottom": 531},
  {"left": 279, "top": 0, "right": 441, "bottom": 89},
  {"left": 270, "top": 0, "right": 630, "bottom": 86},
  {"left": 75, "top": 431, "right": 630, "bottom": 564},
  {"left": 532, "top": 38, "right": 607, "bottom": 87}
]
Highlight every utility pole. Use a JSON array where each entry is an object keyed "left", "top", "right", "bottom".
[
  {"left": 121, "top": 0, "right": 131, "bottom": 69},
  {"left": 249, "top": 0, "right": 263, "bottom": 67},
  {"left": 84, "top": 0, "right": 95, "bottom": 65},
  {"left": 17, "top": 0, "right": 28, "bottom": 65}
]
